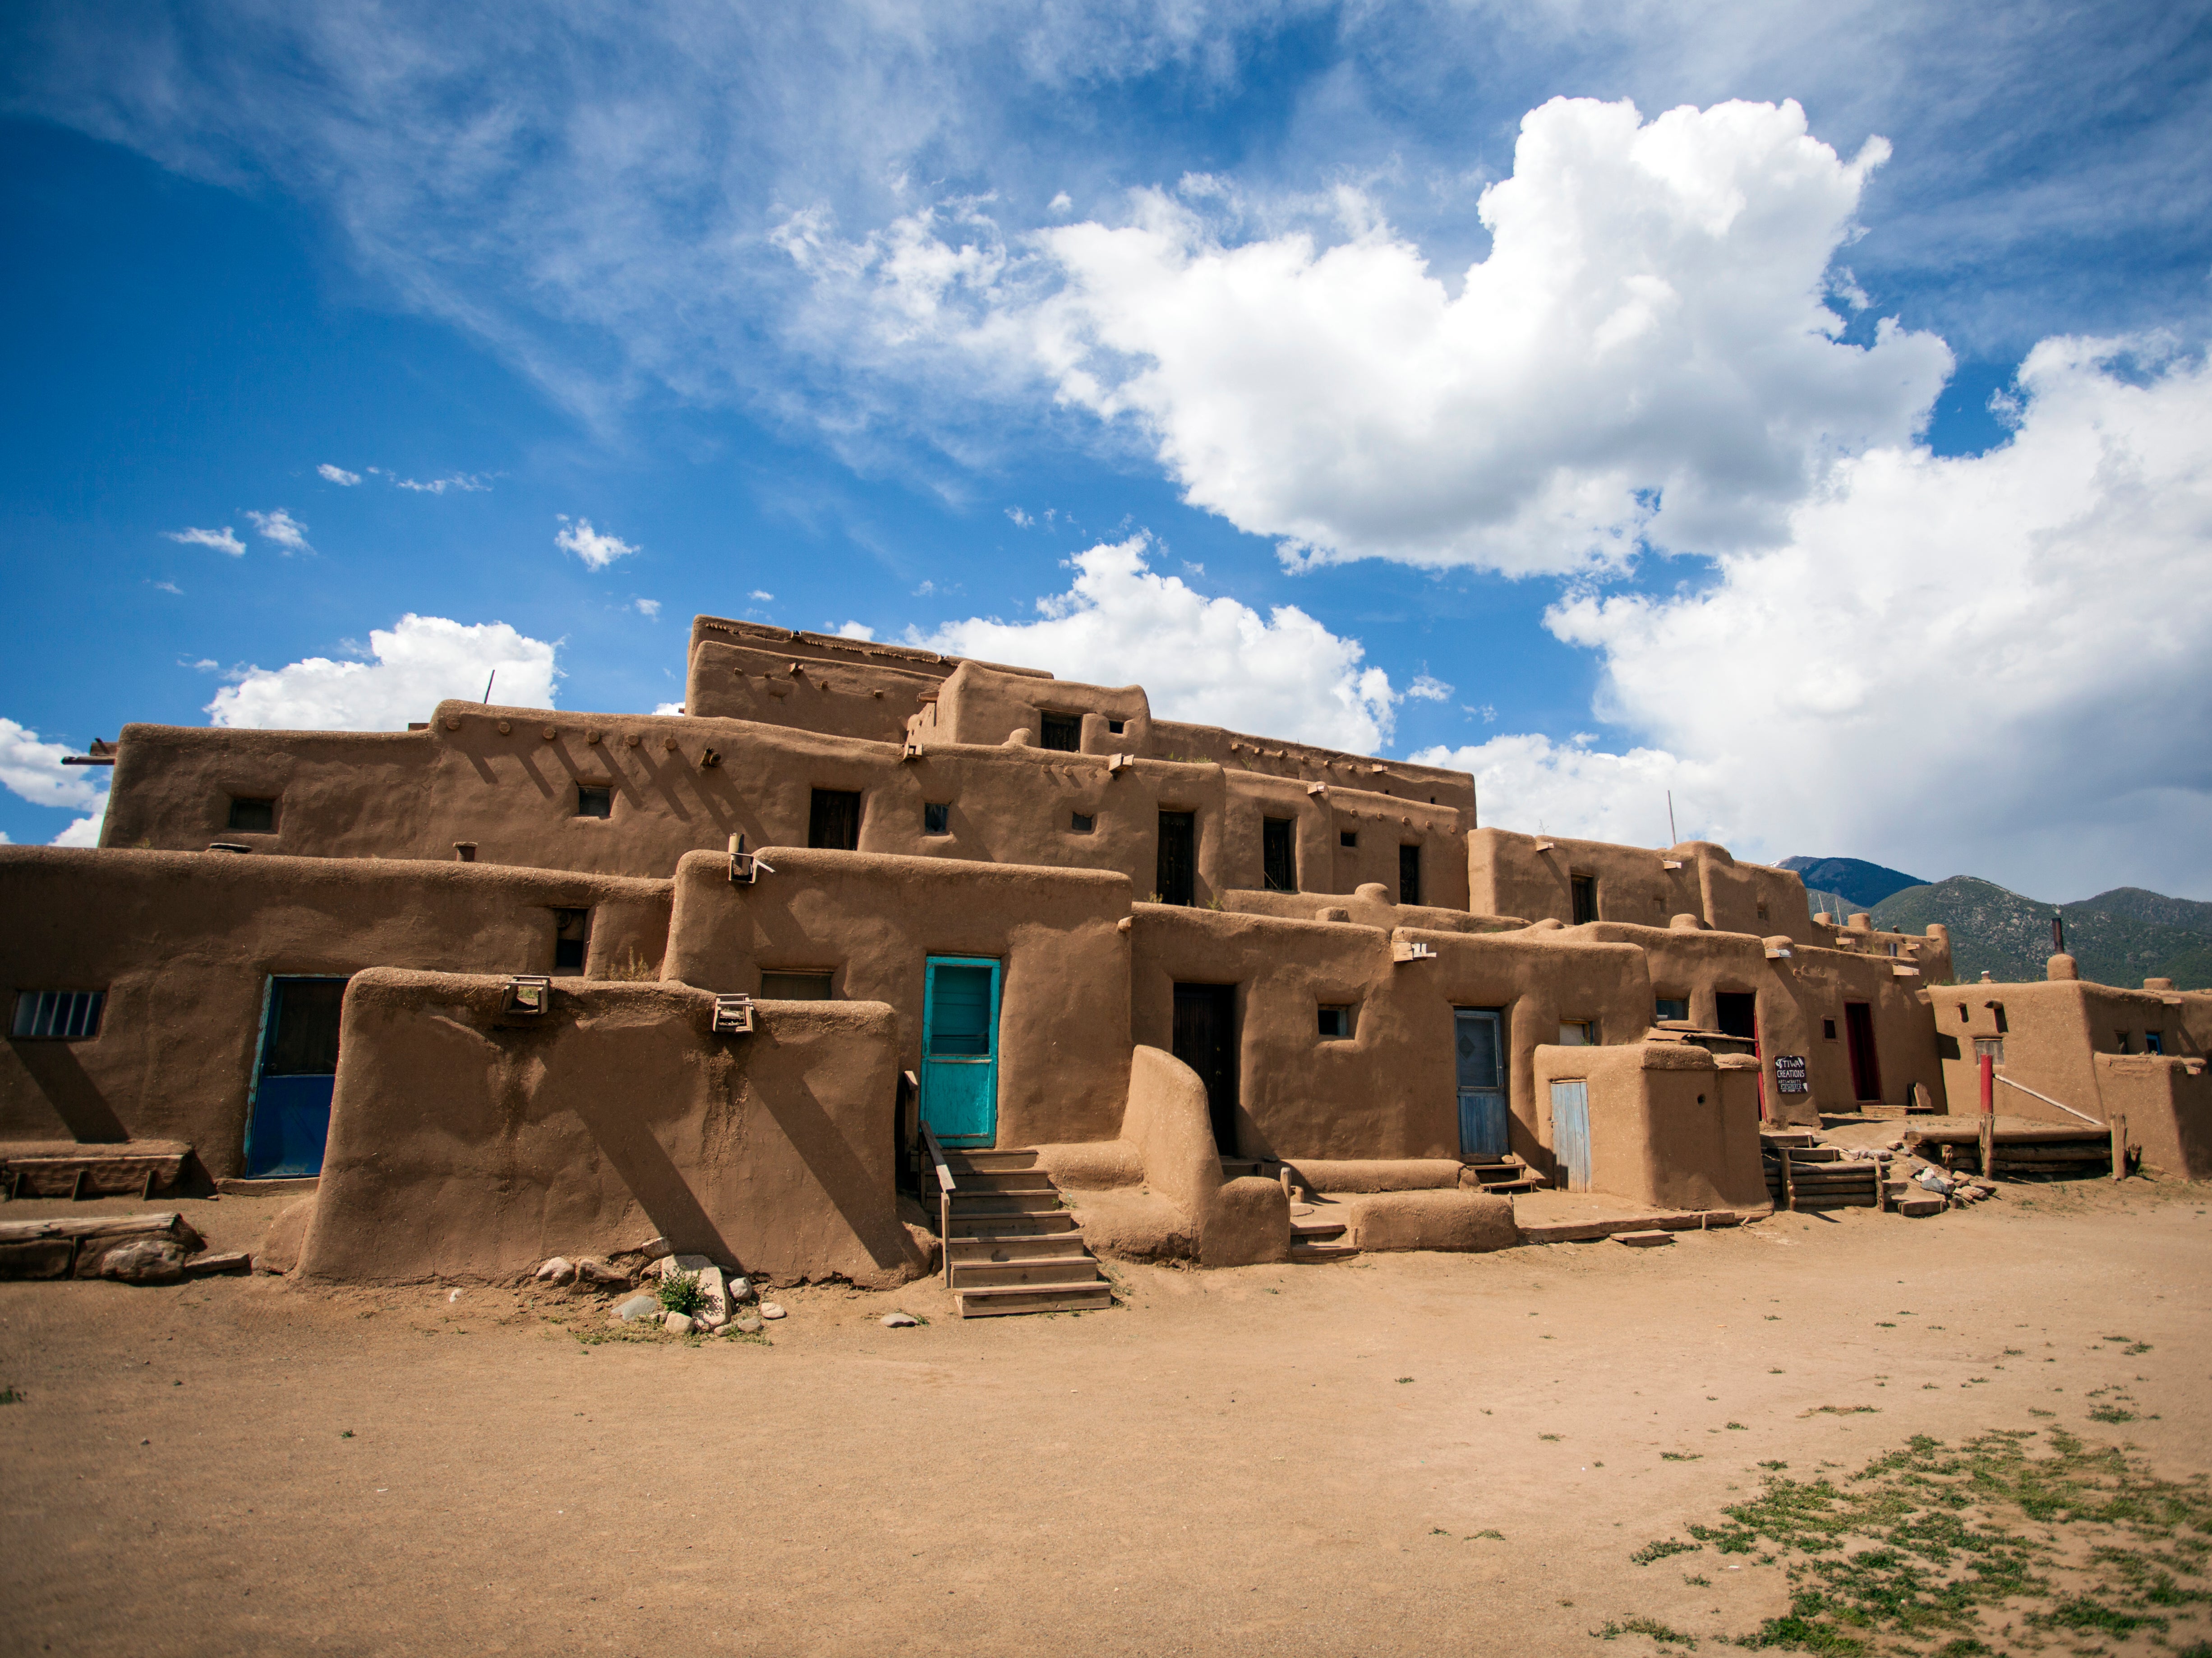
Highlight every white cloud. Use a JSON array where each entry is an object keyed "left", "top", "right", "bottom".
[
  {"left": 654, "top": 700, "right": 685, "bottom": 715},
  {"left": 164, "top": 525, "right": 245, "bottom": 557},
  {"left": 835, "top": 621, "right": 876, "bottom": 640},
  {"left": 246, "top": 508, "right": 313, "bottom": 553},
  {"left": 318, "top": 463, "right": 362, "bottom": 485},
  {"left": 1049, "top": 192, "right": 1073, "bottom": 214},
  {"left": 919, "top": 535, "right": 1401, "bottom": 753},
  {"left": 1407, "top": 673, "right": 1452, "bottom": 702},
  {"left": 750, "top": 590, "right": 775, "bottom": 602},
  {"left": 393, "top": 473, "right": 489, "bottom": 494},
  {"left": 1005, "top": 507, "right": 1034, "bottom": 527},
  {"left": 555, "top": 516, "right": 639, "bottom": 570},
  {"left": 151, "top": 580, "right": 182, "bottom": 595},
  {"left": 0, "top": 718, "right": 110, "bottom": 809},
  {"left": 205, "top": 613, "right": 560, "bottom": 730},
  {"left": 51, "top": 801, "right": 108, "bottom": 848},
  {"left": 1415, "top": 337, "right": 2212, "bottom": 897},
  {"left": 633, "top": 598, "right": 662, "bottom": 619}
]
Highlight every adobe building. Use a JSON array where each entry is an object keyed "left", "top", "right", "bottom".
[{"left": 4, "top": 615, "right": 2205, "bottom": 1312}]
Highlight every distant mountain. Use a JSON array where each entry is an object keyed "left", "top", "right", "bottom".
[
  {"left": 1780, "top": 856, "right": 1929, "bottom": 912},
  {"left": 1870, "top": 876, "right": 2212, "bottom": 990}
]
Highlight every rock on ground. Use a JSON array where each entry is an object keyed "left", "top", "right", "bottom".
[
  {"left": 759, "top": 1302, "right": 785, "bottom": 1321},
  {"left": 881, "top": 1312, "right": 919, "bottom": 1327}
]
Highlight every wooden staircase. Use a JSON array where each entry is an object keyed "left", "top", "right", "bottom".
[
  {"left": 1461, "top": 1153, "right": 1544, "bottom": 1194},
  {"left": 922, "top": 1134, "right": 1114, "bottom": 1319}
]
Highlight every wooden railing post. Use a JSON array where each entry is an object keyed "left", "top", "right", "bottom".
[{"left": 2111, "top": 1114, "right": 2128, "bottom": 1182}]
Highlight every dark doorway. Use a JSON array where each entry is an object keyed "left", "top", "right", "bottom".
[
  {"left": 1844, "top": 1002, "right": 1882, "bottom": 1101},
  {"left": 1173, "top": 983, "right": 1238, "bottom": 1151},
  {"left": 808, "top": 788, "right": 862, "bottom": 850},
  {"left": 1571, "top": 874, "right": 1598, "bottom": 925},
  {"left": 1715, "top": 992, "right": 1757, "bottom": 1040},
  {"left": 1262, "top": 817, "right": 1296, "bottom": 893},
  {"left": 552, "top": 908, "right": 591, "bottom": 973},
  {"left": 1040, "top": 712, "right": 1082, "bottom": 752},
  {"left": 1157, "top": 811, "right": 1195, "bottom": 905},
  {"left": 244, "top": 976, "right": 347, "bottom": 1178},
  {"left": 1399, "top": 843, "right": 1422, "bottom": 907}
]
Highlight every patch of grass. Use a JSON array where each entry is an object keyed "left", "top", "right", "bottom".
[
  {"left": 1800, "top": 1405, "right": 1881, "bottom": 1418},
  {"left": 1727, "top": 1422, "right": 1749, "bottom": 1431},
  {"left": 1684, "top": 1574, "right": 1711, "bottom": 1587},
  {"left": 0, "top": 1386, "right": 18, "bottom": 1405},
  {"left": 1468, "top": 1529, "right": 1505, "bottom": 1541},
  {"left": 1592, "top": 1615, "right": 1698, "bottom": 1647},
  {"left": 1397, "top": 1376, "right": 1415, "bottom": 1384},
  {"left": 2089, "top": 1404, "right": 2138, "bottom": 1423},
  {"left": 1663, "top": 1452, "right": 1704, "bottom": 1462},
  {"left": 1540, "top": 1433, "right": 1563, "bottom": 1442},
  {"left": 1632, "top": 1538, "right": 1702, "bottom": 1565},
  {"left": 340, "top": 1430, "right": 354, "bottom": 1439}
]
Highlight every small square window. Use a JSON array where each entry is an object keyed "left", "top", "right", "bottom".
[
  {"left": 1558, "top": 1019, "right": 1594, "bottom": 1046},
  {"left": 227, "top": 797, "right": 276, "bottom": 833},
  {"left": 553, "top": 908, "right": 591, "bottom": 973},
  {"left": 1318, "top": 1005, "right": 1353, "bottom": 1039},
  {"left": 923, "top": 801, "right": 950, "bottom": 835},
  {"left": 1655, "top": 998, "right": 1689, "bottom": 1022},
  {"left": 1040, "top": 712, "right": 1083, "bottom": 752},
  {"left": 11, "top": 989, "right": 105, "bottom": 1039},
  {"left": 1107, "top": 718, "right": 1126, "bottom": 735},
  {"left": 2145, "top": 1031, "right": 2165, "bottom": 1055},
  {"left": 1070, "top": 811, "right": 1095, "bottom": 833},
  {"left": 1823, "top": 1018, "right": 1838, "bottom": 1040},
  {"left": 1340, "top": 830, "right": 1358, "bottom": 849},
  {"left": 761, "top": 970, "right": 834, "bottom": 1000},
  {"left": 576, "top": 785, "right": 612, "bottom": 819},
  {"left": 2114, "top": 1030, "right": 2132, "bottom": 1054}
]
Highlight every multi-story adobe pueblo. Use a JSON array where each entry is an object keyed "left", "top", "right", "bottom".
[{"left": 5, "top": 615, "right": 2208, "bottom": 1313}]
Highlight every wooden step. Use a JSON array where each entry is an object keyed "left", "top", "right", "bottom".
[
  {"left": 1288, "top": 1240, "right": 1359, "bottom": 1262},
  {"left": 955, "top": 1281, "right": 1115, "bottom": 1318},
  {"left": 945, "top": 1212, "right": 1081, "bottom": 1239},
  {"left": 1290, "top": 1219, "right": 1347, "bottom": 1240},
  {"left": 1474, "top": 1176, "right": 1546, "bottom": 1193},
  {"left": 948, "top": 1193, "right": 1063, "bottom": 1219},
  {"left": 1763, "top": 1145, "right": 1843, "bottom": 1163},
  {"left": 947, "top": 1232, "right": 1093, "bottom": 1262},
  {"left": 951, "top": 1255, "right": 1103, "bottom": 1289},
  {"left": 943, "top": 1149, "right": 1038, "bottom": 1174},
  {"left": 942, "top": 1175, "right": 1060, "bottom": 1198},
  {"left": 1219, "top": 1158, "right": 1265, "bottom": 1179}
]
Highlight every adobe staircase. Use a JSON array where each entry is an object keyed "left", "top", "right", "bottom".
[
  {"left": 925, "top": 1143, "right": 1114, "bottom": 1319},
  {"left": 1219, "top": 1152, "right": 1545, "bottom": 1265}
]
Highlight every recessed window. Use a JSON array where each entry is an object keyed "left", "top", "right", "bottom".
[
  {"left": 1107, "top": 718, "right": 1126, "bottom": 735},
  {"left": 1756, "top": 901, "right": 1770, "bottom": 921},
  {"left": 2114, "top": 1030, "right": 2132, "bottom": 1054},
  {"left": 2145, "top": 1031, "right": 2165, "bottom": 1055},
  {"left": 1957, "top": 1004, "right": 1970, "bottom": 1022},
  {"left": 1318, "top": 1005, "right": 1353, "bottom": 1039},
  {"left": 1262, "top": 817, "right": 1296, "bottom": 893},
  {"left": 922, "top": 801, "right": 950, "bottom": 835},
  {"left": 11, "top": 989, "right": 105, "bottom": 1039},
  {"left": 1571, "top": 873, "right": 1598, "bottom": 925},
  {"left": 1399, "top": 843, "right": 1422, "bottom": 907},
  {"left": 1040, "top": 712, "right": 1083, "bottom": 752},
  {"left": 576, "top": 785, "right": 612, "bottom": 819},
  {"left": 1340, "top": 829, "right": 1358, "bottom": 849},
  {"left": 1070, "top": 811, "right": 1095, "bottom": 833},
  {"left": 1823, "top": 1018, "right": 1839, "bottom": 1040},
  {"left": 227, "top": 797, "right": 276, "bottom": 833},
  {"left": 808, "top": 788, "right": 862, "bottom": 850},
  {"left": 1655, "top": 998, "right": 1689, "bottom": 1022},
  {"left": 760, "top": 970, "right": 834, "bottom": 1000},
  {"left": 1558, "top": 1019, "right": 1594, "bottom": 1046},
  {"left": 553, "top": 909, "right": 591, "bottom": 974}
]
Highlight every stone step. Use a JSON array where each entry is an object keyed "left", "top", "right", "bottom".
[
  {"left": 947, "top": 1191, "right": 1063, "bottom": 1216},
  {"left": 945, "top": 1211, "right": 1081, "bottom": 1239},
  {"left": 1290, "top": 1219, "right": 1347, "bottom": 1240},
  {"left": 950, "top": 1255, "right": 1103, "bottom": 1289},
  {"left": 942, "top": 1173, "right": 1060, "bottom": 1196},
  {"left": 947, "top": 1232, "right": 1093, "bottom": 1262},
  {"left": 955, "top": 1281, "right": 1115, "bottom": 1318},
  {"left": 1288, "top": 1240, "right": 1359, "bottom": 1262}
]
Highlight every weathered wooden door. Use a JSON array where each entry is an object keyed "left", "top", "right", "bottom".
[
  {"left": 920, "top": 957, "right": 1000, "bottom": 1147},
  {"left": 244, "top": 976, "right": 347, "bottom": 1177},
  {"left": 1172, "top": 982, "right": 1238, "bottom": 1152},
  {"left": 1549, "top": 1079, "right": 1592, "bottom": 1191},
  {"left": 1455, "top": 1007, "right": 1509, "bottom": 1157}
]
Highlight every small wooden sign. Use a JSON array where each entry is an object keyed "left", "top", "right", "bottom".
[{"left": 1773, "top": 1055, "right": 1809, "bottom": 1094}]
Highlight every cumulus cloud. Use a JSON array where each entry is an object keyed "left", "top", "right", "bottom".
[
  {"left": 392, "top": 472, "right": 489, "bottom": 494},
  {"left": 555, "top": 516, "right": 639, "bottom": 570},
  {"left": 654, "top": 700, "right": 685, "bottom": 715},
  {"left": 51, "top": 801, "right": 109, "bottom": 847},
  {"left": 0, "top": 718, "right": 110, "bottom": 810},
  {"left": 1415, "top": 338, "right": 2212, "bottom": 896},
  {"left": 632, "top": 598, "right": 662, "bottom": 619},
  {"left": 246, "top": 507, "right": 312, "bottom": 553},
  {"left": 918, "top": 536, "right": 1401, "bottom": 753},
  {"left": 835, "top": 621, "right": 876, "bottom": 640},
  {"left": 750, "top": 590, "right": 774, "bottom": 602},
  {"left": 318, "top": 463, "right": 362, "bottom": 485},
  {"left": 1408, "top": 674, "right": 1452, "bottom": 702},
  {"left": 205, "top": 613, "right": 559, "bottom": 729},
  {"left": 164, "top": 525, "right": 245, "bottom": 556}
]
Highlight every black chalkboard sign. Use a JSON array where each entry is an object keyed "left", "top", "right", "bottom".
[{"left": 1773, "top": 1055, "right": 1809, "bottom": 1094}]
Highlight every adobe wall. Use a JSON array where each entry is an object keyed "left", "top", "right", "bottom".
[
  {"left": 659, "top": 847, "right": 1134, "bottom": 1148},
  {"left": 0, "top": 848, "right": 671, "bottom": 1174},
  {"left": 1129, "top": 905, "right": 1650, "bottom": 1172},
  {"left": 1468, "top": 829, "right": 1819, "bottom": 943},
  {"left": 684, "top": 618, "right": 970, "bottom": 741},
  {"left": 1531, "top": 1041, "right": 1767, "bottom": 1211},
  {"left": 300, "top": 970, "right": 919, "bottom": 1286}
]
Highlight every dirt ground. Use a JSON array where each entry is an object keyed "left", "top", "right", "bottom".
[{"left": 3, "top": 1176, "right": 2207, "bottom": 1658}]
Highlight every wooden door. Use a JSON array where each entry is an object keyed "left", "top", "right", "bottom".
[
  {"left": 244, "top": 976, "right": 347, "bottom": 1177},
  {"left": 1550, "top": 1080, "right": 1592, "bottom": 1191},
  {"left": 1455, "top": 1007, "right": 1509, "bottom": 1157},
  {"left": 1157, "top": 811, "right": 1195, "bottom": 906},
  {"left": 1716, "top": 990, "right": 1765, "bottom": 1119},
  {"left": 1844, "top": 1002, "right": 1882, "bottom": 1102},
  {"left": 1172, "top": 983, "right": 1237, "bottom": 1151},
  {"left": 920, "top": 957, "right": 1000, "bottom": 1147}
]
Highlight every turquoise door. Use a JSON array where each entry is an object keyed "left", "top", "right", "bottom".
[
  {"left": 244, "top": 976, "right": 347, "bottom": 1177},
  {"left": 1550, "top": 1080, "right": 1592, "bottom": 1192},
  {"left": 1455, "top": 1007, "right": 1509, "bottom": 1157},
  {"left": 920, "top": 957, "right": 1000, "bottom": 1147}
]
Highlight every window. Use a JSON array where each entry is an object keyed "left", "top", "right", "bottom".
[
  {"left": 553, "top": 909, "right": 591, "bottom": 973},
  {"left": 576, "top": 785, "right": 612, "bottom": 819},
  {"left": 2114, "top": 1030, "right": 2132, "bottom": 1054},
  {"left": 1655, "top": 998, "right": 1689, "bottom": 1022},
  {"left": 1040, "top": 712, "right": 1083, "bottom": 752},
  {"left": 1262, "top": 817, "right": 1296, "bottom": 893},
  {"left": 1571, "top": 873, "right": 1598, "bottom": 925},
  {"left": 1340, "top": 829, "right": 1358, "bottom": 849},
  {"left": 1957, "top": 1004, "right": 1970, "bottom": 1022},
  {"left": 227, "top": 797, "right": 276, "bottom": 833},
  {"left": 1107, "top": 718, "right": 1126, "bottom": 735},
  {"left": 808, "top": 788, "right": 862, "bottom": 850},
  {"left": 2145, "top": 1031, "right": 2165, "bottom": 1055},
  {"left": 11, "top": 989, "right": 105, "bottom": 1039},
  {"left": 1558, "top": 1019, "right": 1594, "bottom": 1046},
  {"left": 1756, "top": 901, "right": 1770, "bottom": 921},
  {"left": 1318, "top": 1005, "right": 1353, "bottom": 1039},
  {"left": 1156, "top": 811, "right": 1196, "bottom": 906},
  {"left": 922, "top": 801, "right": 950, "bottom": 835},
  {"left": 1823, "top": 1018, "right": 1838, "bottom": 1040},
  {"left": 760, "top": 971, "right": 834, "bottom": 1000},
  {"left": 1399, "top": 843, "right": 1422, "bottom": 907},
  {"left": 1069, "top": 811, "right": 1095, "bottom": 833}
]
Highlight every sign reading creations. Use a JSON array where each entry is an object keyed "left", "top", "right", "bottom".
[{"left": 1773, "top": 1055, "right": 1809, "bottom": 1094}]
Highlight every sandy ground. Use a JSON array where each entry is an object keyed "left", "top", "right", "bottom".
[{"left": 2, "top": 1176, "right": 2207, "bottom": 1658}]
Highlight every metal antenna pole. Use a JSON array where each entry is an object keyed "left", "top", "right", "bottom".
[
  {"left": 1667, "top": 789, "right": 1677, "bottom": 845},
  {"left": 482, "top": 671, "right": 496, "bottom": 705}
]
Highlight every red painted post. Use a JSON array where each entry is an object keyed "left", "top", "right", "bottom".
[{"left": 1979, "top": 1051, "right": 1994, "bottom": 1114}]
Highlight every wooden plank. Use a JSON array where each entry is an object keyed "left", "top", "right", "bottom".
[{"left": 0, "top": 1212, "right": 203, "bottom": 1250}]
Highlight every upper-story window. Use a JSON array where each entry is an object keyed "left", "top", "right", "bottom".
[
  {"left": 1399, "top": 843, "right": 1422, "bottom": 907},
  {"left": 1571, "top": 873, "right": 1598, "bottom": 925},
  {"left": 1318, "top": 1004, "right": 1354, "bottom": 1039},
  {"left": 228, "top": 797, "right": 277, "bottom": 833},
  {"left": 576, "top": 785, "right": 612, "bottom": 819},
  {"left": 2145, "top": 1031, "right": 2166, "bottom": 1055},
  {"left": 553, "top": 909, "right": 591, "bottom": 974},
  {"left": 1558, "top": 1019, "right": 1594, "bottom": 1045},
  {"left": 809, "top": 788, "right": 862, "bottom": 850},
  {"left": 1040, "top": 712, "right": 1083, "bottom": 752},
  {"left": 1656, "top": 998, "right": 1690, "bottom": 1022},
  {"left": 1069, "top": 811, "right": 1095, "bottom": 833},
  {"left": 1340, "top": 829, "right": 1358, "bottom": 849},
  {"left": 12, "top": 989, "right": 105, "bottom": 1039},
  {"left": 922, "top": 801, "right": 950, "bottom": 835},
  {"left": 1107, "top": 718, "right": 1126, "bottom": 735},
  {"left": 1262, "top": 817, "right": 1296, "bottom": 893}
]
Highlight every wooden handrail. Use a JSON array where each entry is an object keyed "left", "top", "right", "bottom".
[
  {"left": 919, "top": 1121, "right": 956, "bottom": 1287},
  {"left": 1995, "top": 1072, "right": 2103, "bottom": 1127}
]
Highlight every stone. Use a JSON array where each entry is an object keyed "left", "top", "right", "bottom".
[
  {"left": 734, "top": 1315, "right": 764, "bottom": 1335},
  {"left": 881, "top": 1312, "right": 919, "bottom": 1327},
  {"left": 575, "top": 1259, "right": 631, "bottom": 1290},
  {"left": 535, "top": 1256, "right": 576, "bottom": 1285},
  {"left": 663, "top": 1312, "right": 695, "bottom": 1336},
  {"left": 728, "top": 1275, "right": 756, "bottom": 1305},
  {"left": 614, "top": 1293, "right": 659, "bottom": 1322},
  {"left": 661, "top": 1259, "right": 730, "bottom": 1326},
  {"left": 90, "top": 1238, "right": 189, "bottom": 1285},
  {"left": 637, "top": 1236, "right": 672, "bottom": 1261},
  {"left": 759, "top": 1301, "right": 786, "bottom": 1320},
  {"left": 183, "top": 1250, "right": 252, "bottom": 1276},
  {"left": 1895, "top": 1195, "right": 1947, "bottom": 1218},
  {"left": 255, "top": 1196, "right": 317, "bottom": 1275},
  {"left": 659, "top": 1253, "right": 714, "bottom": 1277},
  {"left": 1613, "top": 1230, "right": 1673, "bottom": 1248}
]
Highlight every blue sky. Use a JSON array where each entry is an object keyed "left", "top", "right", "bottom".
[{"left": 3, "top": 1, "right": 2209, "bottom": 899}]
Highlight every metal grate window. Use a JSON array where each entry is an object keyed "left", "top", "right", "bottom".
[{"left": 12, "top": 989, "right": 106, "bottom": 1039}]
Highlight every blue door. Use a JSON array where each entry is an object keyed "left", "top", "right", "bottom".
[
  {"left": 920, "top": 957, "right": 1000, "bottom": 1148},
  {"left": 244, "top": 976, "right": 347, "bottom": 1177},
  {"left": 1456, "top": 1007, "right": 1509, "bottom": 1157},
  {"left": 1550, "top": 1080, "right": 1592, "bottom": 1192}
]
